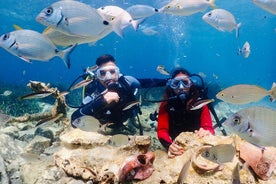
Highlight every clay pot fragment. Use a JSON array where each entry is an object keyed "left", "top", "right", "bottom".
[
  {"left": 239, "top": 141, "right": 276, "bottom": 180},
  {"left": 118, "top": 151, "right": 155, "bottom": 182}
]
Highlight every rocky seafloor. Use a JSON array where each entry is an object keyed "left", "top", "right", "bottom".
[{"left": 1, "top": 96, "right": 276, "bottom": 184}]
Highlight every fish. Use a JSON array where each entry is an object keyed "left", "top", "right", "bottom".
[
  {"left": 0, "top": 29, "right": 75, "bottom": 68},
  {"left": 71, "top": 115, "right": 101, "bottom": 132},
  {"left": 42, "top": 26, "right": 112, "bottom": 47},
  {"left": 36, "top": 1, "right": 110, "bottom": 37},
  {"left": 107, "top": 134, "right": 130, "bottom": 147},
  {"left": 122, "top": 101, "right": 140, "bottom": 111},
  {"left": 156, "top": 65, "right": 170, "bottom": 75},
  {"left": 202, "top": 9, "right": 241, "bottom": 38},
  {"left": 189, "top": 99, "right": 214, "bottom": 110},
  {"left": 224, "top": 106, "right": 276, "bottom": 147},
  {"left": 85, "top": 65, "right": 98, "bottom": 76},
  {"left": 216, "top": 83, "right": 276, "bottom": 104},
  {"left": 253, "top": 0, "right": 276, "bottom": 15},
  {"left": 70, "top": 78, "right": 94, "bottom": 91},
  {"left": 97, "top": 5, "right": 141, "bottom": 37},
  {"left": 126, "top": 4, "right": 158, "bottom": 20},
  {"left": 160, "top": 0, "right": 216, "bottom": 16},
  {"left": 177, "top": 155, "right": 192, "bottom": 184},
  {"left": 0, "top": 90, "right": 12, "bottom": 96},
  {"left": 19, "top": 91, "right": 53, "bottom": 100},
  {"left": 201, "top": 144, "right": 236, "bottom": 164},
  {"left": 232, "top": 163, "right": 241, "bottom": 184},
  {"left": 238, "top": 41, "right": 251, "bottom": 58},
  {"left": 141, "top": 26, "right": 159, "bottom": 36},
  {"left": 36, "top": 113, "right": 64, "bottom": 127}
]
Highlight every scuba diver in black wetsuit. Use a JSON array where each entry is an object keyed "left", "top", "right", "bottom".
[{"left": 70, "top": 54, "right": 167, "bottom": 135}]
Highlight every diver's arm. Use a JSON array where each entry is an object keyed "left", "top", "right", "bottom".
[
  {"left": 157, "top": 101, "right": 173, "bottom": 150},
  {"left": 200, "top": 105, "right": 215, "bottom": 135},
  {"left": 137, "top": 78, "right": 167, "bottom": 88},
  {"left": 70, "top": 94, "right": 107, "bottom": 127}
]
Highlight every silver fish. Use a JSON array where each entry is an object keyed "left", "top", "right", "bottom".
[
  {"left": 216, "top": 83, "right": 276, "bottom": 104},
  {"left": 0, "top": 30, "right": 75, "bottom": 68},
  {"left": 0, "top": 90, "right": 12, "bottom": 96},
  {"left": 107, "top": 134, "right": 130, "bottom": 147},
  {"left": 232, "top": 163, "right": 241, "bottom": 184},
  {"left": 224, "top": 106, "right": 276, "bottom": 147},
  {"left": 36, "top": 1, "right": 110, "bottom": 38},
  {"left": 19, "top": 91, "right": 53, "bottom": 100},
  {"left": 36, "top": 113, "right": 64, "bottom": 127},
  {"left": 202, "top": 9, "right": 241, "bottom": 38},
  {"left": 97, "top": 5, "right": 141, "bottom": 37},
  {"left": 122, "top": 101, "right": 140, "bottom": 111},
  {"left": 253, "top": 0, "right": 276, "bottom": 15},
  {"left": 160, "top": 0, "right": 216, "bottom": 16},
  {"left": 177, "top": 155, "right": 192, "bottom": 184},
  {"left": 71, "top": 115, "right": 101, "bottom": 132},
  {"left": 43, "top": 26, "right": 112, "bottom": 47},
  {"left": 126, "top": 4, "right": 158, "bottom": 20},
  {"left": 238, "top": 41, "right": 250, "bottom": 58},
  {"left": 189, "top": 99, "right": 214, "bottom": 110},
  {"left": 70, "top": 78, "right": 94, "bottom": 91},
  {"left": 156, "top": 65, "right": 170, "bottom": 75},
  {"left": 201, "top": 144, "right": 236, "bottom": 164}
]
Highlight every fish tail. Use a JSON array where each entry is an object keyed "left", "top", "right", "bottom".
[
  {"left": 269, "top": 82, "right": 276, "bottom": 102},
  {"left": 209, "top": 0, "right": 217, "bottom": 9},
  {"left": 58, "top": 44, "right": 77, "bottom": 69},
  {"left": 236, "top": 23, "right": 242, "bottom": 38}
]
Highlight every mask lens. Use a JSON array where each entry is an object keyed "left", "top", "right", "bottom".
[
  {"left": 169, "top": 77, "right": 192, "bottom": 89},
  {"left": 96, "top": 66, "right": 119, "bottom": 80}
]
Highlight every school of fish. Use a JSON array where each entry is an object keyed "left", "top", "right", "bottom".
[{"left": 1, "top": 0, "right": 275, "bottom": 67}]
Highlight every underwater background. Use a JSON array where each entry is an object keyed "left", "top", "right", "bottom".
[{"left": 0, "top": 0, "right": 275, "bottom": 116}]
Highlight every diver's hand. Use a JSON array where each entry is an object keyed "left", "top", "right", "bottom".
[
  {"left": 168, "top": 142, "right": 184, "bottom": 158},
  {"left": 195, "top": 128, "right": 211, "bottom": 138},
  {"left": 103, "top": 91, "right": 120, "bottom": 104}
]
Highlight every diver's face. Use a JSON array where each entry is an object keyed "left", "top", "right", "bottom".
[
  {"left": 172, "top": 73, "right": 191, "bottom": 94},
  {"left": 96, "top": 61, "right": 119, "bottom": 87}
]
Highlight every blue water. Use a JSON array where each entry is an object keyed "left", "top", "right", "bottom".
[{"left": 0, "top": 0, "right": 275, "bottom": 106}]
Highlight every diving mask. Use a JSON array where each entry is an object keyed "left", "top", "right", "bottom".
[
  {"left": 96, "top": 65, "right": 120, "bottom": 81},
  {"left": 168, "top": 76, "right": 192, "bottom": 89}
]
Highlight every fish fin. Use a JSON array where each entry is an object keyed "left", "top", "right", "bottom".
[
  {"left": 210, "top": 0, "right": 217, "bottom": 9},
  {"left": 42, "top": 26, "right": 54, "bottom": 35},
  {"left": 269, "top": 82, "right": 276, "bottom": 102},
  {"left": 132, "top": 18, "right": 145, "bottom": 31},
  {"left": 58, "top": 44, "right": 77, "bottom": 69},
  {"left": 13, "top": 24, "right": 23, "bottom": 30},
  {"left": 113, "top": 24, "right": 124, "bottom": 38},
  {"left": 19, "top": 56, "right": 32, "bottom": 63},
  {"left": 236, "top": 23, "right": 242, "bottom": 38}
]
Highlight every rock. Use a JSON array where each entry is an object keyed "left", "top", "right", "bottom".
[{"left": 25, "top": 135, "right": 52, "bottom": 154}]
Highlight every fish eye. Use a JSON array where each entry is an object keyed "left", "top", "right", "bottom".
[
  {"left": 203, "top": 150, "right": 210, "bottom": 158},
  {"left": 45, "top": 7, "right": 53, "bottom": 16},
  {"left": 208, "top": 12, "right": 212, "bottom": 17},
  {"left": 2, "top": 33, "right": 9, "bottom": 41},
  {"left": 233, "top": 116, "right": 240, "bottom": 125}
]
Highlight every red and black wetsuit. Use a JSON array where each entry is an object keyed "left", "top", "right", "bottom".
[{"left": 157, "top": 94, "right": 215, "bottom": 150}]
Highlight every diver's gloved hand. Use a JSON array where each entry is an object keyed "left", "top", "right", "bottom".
[{"left": 103, "top": 91, "right": 120, "bottom": 104}]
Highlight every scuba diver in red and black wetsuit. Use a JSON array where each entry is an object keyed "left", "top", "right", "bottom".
[{"left": 157, "top": 67, "right": 215, "bottom": 158}]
